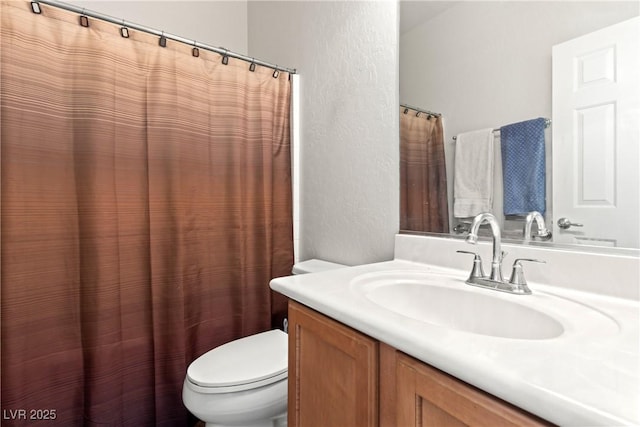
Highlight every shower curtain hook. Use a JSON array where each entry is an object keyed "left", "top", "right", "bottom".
[
  {"left": 192, "top": 41, "right": 200, "bottom": 57},
  {"left": 120, "top": 19, "right": 129, "bottom": 38},
  {"left": 249, "top": 58, "right": 256, "bottom": 72},
  {"left": 79, "top": 9, "right": 89, "bottom": 27},
  {"left": 30, "top": 1, "right": 42, "bottom": 14},
  {"left": 159, "top": 31, "right": 167, "bottom": 47},
  {"left": 221, "top": 49, "right": 229, "bottom": 65},
  {"left": 403, "top": 108, "right": 409, "bottom": 114},
  {"left": 272, "top": 66, "right": 280, "bottom": 78}
]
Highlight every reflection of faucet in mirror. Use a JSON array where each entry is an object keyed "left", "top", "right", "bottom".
[
  {"left": 523, "top": 211, "right": 552, "bottom": 243},
  {"left": 453, "top": 221, "right": 470, "bottom": 234}
]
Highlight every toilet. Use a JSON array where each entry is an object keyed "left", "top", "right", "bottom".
[{"left": 182, "top": 259, "right": 346, "bottom": 427}]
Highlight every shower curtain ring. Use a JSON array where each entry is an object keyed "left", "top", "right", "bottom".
[
  {"left": 159, "top": 31, "right": 167, "bottom": 47},
  {"left": 79, "top": 9, "right": 89, "bottom": 27},
  {"left": 192, "top": 41, "right": 200, "bottom": 57},
  {"left": 222, "top": 49, "right": 229, "bottom": 65},
  {"left": 30, "top": 2, "right": 42, "bottom": 14},
  {"left": 272, "top": 66, "right": 280, "bottom": 78},
  {"left": 249, "top": 58, "right": 256, "bottom": 72},
  {"left": 120, "top": 19, "right": 130, "bottom": 38}
]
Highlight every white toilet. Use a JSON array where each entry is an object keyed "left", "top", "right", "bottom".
[{"left": 182, "top": 259, "right": 345, "bottom": 427}]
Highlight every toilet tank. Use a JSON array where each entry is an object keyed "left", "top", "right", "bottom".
[{"left": 292, "top": 259, "right": 347, "bottom": 275}]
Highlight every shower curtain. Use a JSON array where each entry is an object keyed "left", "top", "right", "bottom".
[
  {"left": 0, "top": 2, "right": 293, "bottom": 425},
  {"left": 400, "top": 108, "right": 449, "bottom": 232}
]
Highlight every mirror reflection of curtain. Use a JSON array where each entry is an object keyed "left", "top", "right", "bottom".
[
  {"left": 400, "top": 109, "right": 449, "bottom": 232},
  {"left": 1, "top": 2, "right": 292, "bottom": 425}
]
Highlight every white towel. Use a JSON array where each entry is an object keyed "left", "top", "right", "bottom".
[{"left": 453, "top": 128, "right": 494, "bottom": 218}]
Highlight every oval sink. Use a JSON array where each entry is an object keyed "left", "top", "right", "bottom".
[
  {"left": 350, "top": 270, "right": 618, "bottom": 340},
  {"left": 365, "top": 280, "right": 563, "bottom": 339}
]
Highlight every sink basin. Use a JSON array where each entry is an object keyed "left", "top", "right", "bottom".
[{"left": 350, "top": 270, "right": 618, "bottom": 340}]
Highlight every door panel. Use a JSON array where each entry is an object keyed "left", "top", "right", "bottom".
[{"left": 552, "top": 17, "right": 639, "bottom": 248}]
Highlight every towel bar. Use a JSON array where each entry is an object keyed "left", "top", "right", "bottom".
[{"left": 452, "top": 118, "right": 551, "bottom": 141}]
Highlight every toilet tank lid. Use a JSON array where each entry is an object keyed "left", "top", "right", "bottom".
[
  {"left": 187, "top": 329, "right": 287, "bottom": 389},
  {"left": 292, "top": 259, "right": 347, "bottom": 275}
]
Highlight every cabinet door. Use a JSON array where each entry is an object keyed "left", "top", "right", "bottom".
[
  {"left": 394, "top": 351, "right": 551, "bottom": 427},
  {"left": 288, "top": 301, "right": 378, "bottom": 427}
]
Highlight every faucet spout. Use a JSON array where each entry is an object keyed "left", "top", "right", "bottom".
[
  {"left": 523, "top": 211, "right": 551, "bottom": 243},
  {"left": 466, "top": 213, "right": 503, "bottom": 281}
]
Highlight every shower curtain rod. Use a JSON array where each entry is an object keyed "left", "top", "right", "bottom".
[
  {"left": 452, "top": 118, "right": 551, "bottom": 141},
  {"left": 31, "top": 0, "right": 297, "bottom": 75},
  {"left": 401, "top": 104, "right": 441, "bottom": 117}
]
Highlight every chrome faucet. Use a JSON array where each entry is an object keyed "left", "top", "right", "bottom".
[
  {"left": 457, "top": 212, "right": 544, "bottom": 295},
  {"left": 523, "top": 211, "right": 551, "bottom": 243},
  {"left": 465, "top": 212, "right": 504, "bottom": 281}
]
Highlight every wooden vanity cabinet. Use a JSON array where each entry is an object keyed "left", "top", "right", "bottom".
[
  {"left": 380, "top": 344, "right": 552, "bottom": 427},
  {"left": 287, "top": 301, "right": 378, "bottom": 427},
  {"left": 288, "top": 301, "right": 551, "bottom": 427}
]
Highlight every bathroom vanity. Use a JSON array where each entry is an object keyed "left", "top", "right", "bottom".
[
  {"left": 270, "top": 235, "right": 640, "bottom": 426},
  {"left": 288, "top": 300, "right": 549, "bottom": 426}
]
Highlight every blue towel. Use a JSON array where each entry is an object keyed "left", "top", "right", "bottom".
[{"left": 500, "top": 118, "right": 546, "bottom": 216}]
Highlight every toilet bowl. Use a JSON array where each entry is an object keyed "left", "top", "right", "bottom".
[
  {"left": 183, "top": 329, "right": 288, "bottom": 427},
  {"left": 182, "top": 259, "right": 345, "bottom": 427}
]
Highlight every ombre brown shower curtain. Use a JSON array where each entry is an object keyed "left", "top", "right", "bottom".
[
  {"left": 1, "top": 2, "right": 293, "bottom": 425},
  {"left": 400, "top": 108, "right": 449, "bottom": 232}
]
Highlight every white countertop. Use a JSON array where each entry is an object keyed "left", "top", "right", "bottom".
[{"left": 271, "top": 248, "right": 639, "bottom": 426}]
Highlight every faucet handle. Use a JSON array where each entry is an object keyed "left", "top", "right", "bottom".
[
  {"left": 456, "top": 250, "right": 477, "bottom": 256},
  {"left": 456, "top": 250, "right": 485, "bottom": 279},
  {"left": 508, "top": 258, "right": 545, "bottom": 287},
  {"left": 513, "top": 258, "right": 546, "bottom": 265}
]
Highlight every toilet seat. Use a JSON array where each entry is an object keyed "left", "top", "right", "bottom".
[{"left": 186, "top": 329, "right": 288, "bottom": 394}]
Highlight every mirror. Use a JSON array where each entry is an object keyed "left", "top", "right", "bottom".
[{"left": 399, "top": 1, "right": 640, "bottom": 252}]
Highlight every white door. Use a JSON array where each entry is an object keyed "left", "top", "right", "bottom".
[{"left": 552, "top": 17, "right": 639, "bottom": 248}]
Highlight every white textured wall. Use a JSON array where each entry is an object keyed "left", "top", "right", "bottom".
[
  {"left": 248, "top": 1, "right": 400, "bottom": 266},
  {"left": 400, "top": 1, "right": 639, "bottom": 233},
  {"left": 68, "top": 1, "right": 248, "bottom": 53}
]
